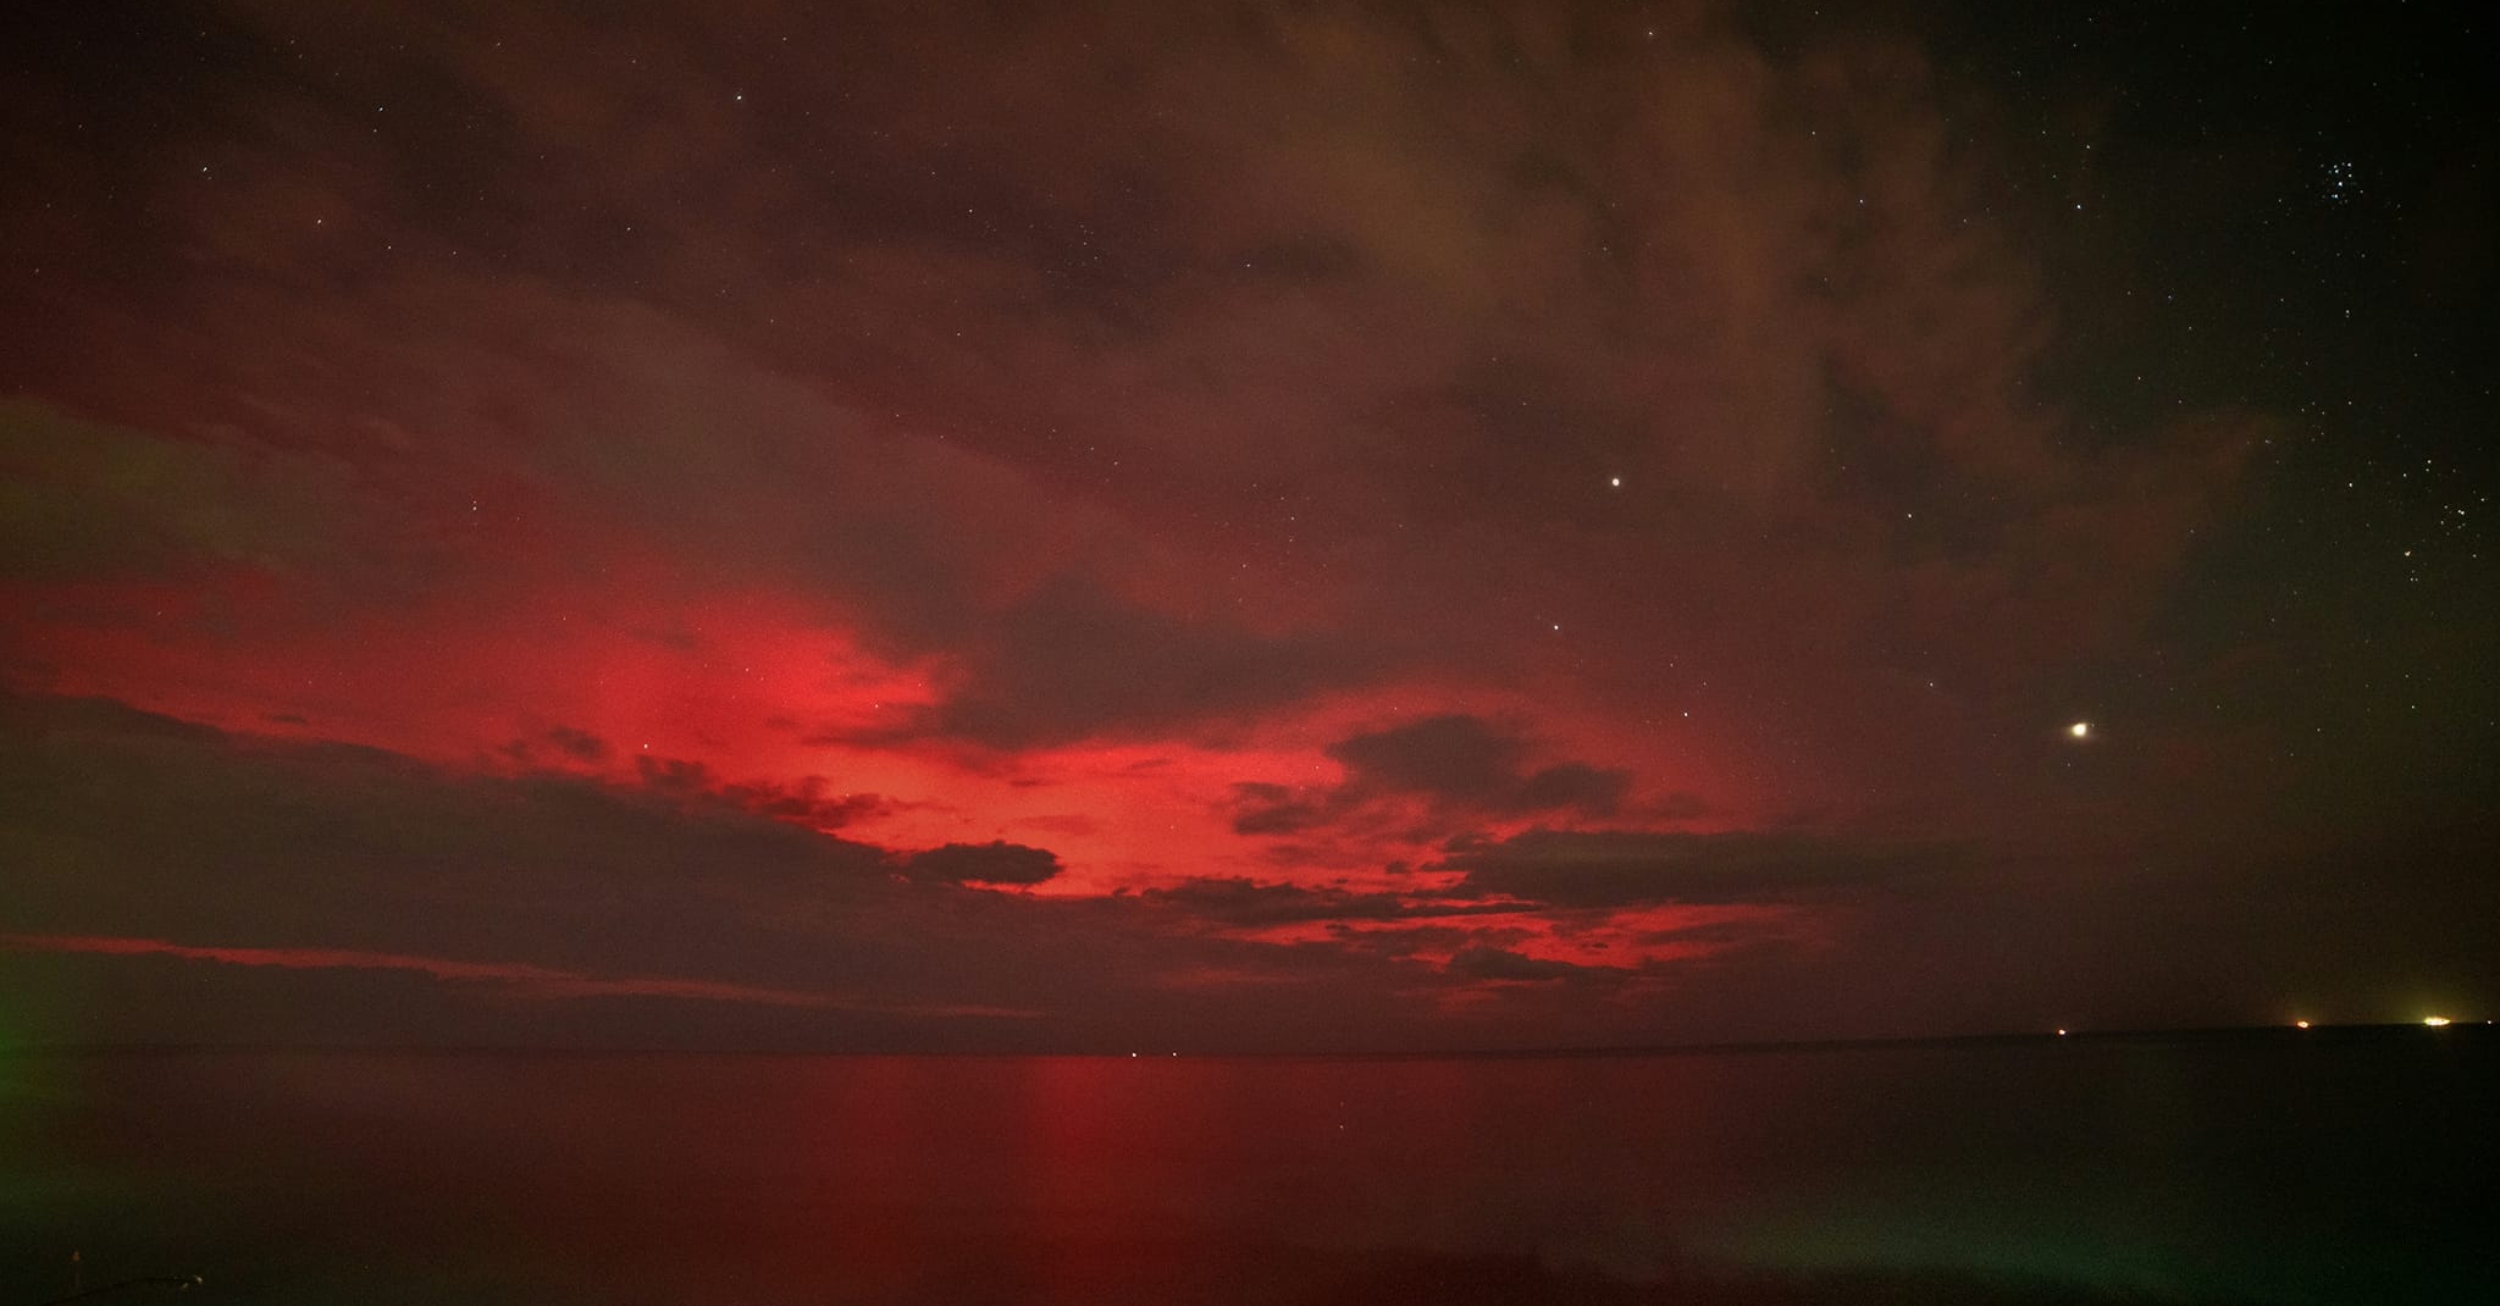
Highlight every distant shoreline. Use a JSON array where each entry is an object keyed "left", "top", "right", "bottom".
[{"left": 8, "top": 1021, "right": 2489, "bottom": 1062}]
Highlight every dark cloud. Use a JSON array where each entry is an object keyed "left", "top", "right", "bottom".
[
  {"left": 2, "top": 691, "right": 230, "bottom": 744},
  {"left": 719, "top": 778, "right": 892, "bottom": 832},
  {"left": 897, "top": 841, "right": 1063, "bottom": 887},
  {"left": 618, "top": 756, "right": 892, "bottom": 832},
  {"left": 1227, "top": 782, "right": 1339, "bottom": 836},
  {"left": 543, "top": 726, "right": 611, "bottom": 764},
  {"left": 1332, "top": 716, "right": 1631, "bottom": 816},
  {"left": 1440, "top": 829, "right": 1959, "bottom": 908},
  {"left": 1443, "top": 944, "right": 1593, "bottom": 984},
  {"left": 1330, "top": 715, "right": 1536, "bottom": 804},
  {"left": 1511, "top": 763, "right": 1636, "bottom": 816},
  {"left": 1326, "top": 923, "right": 1528, "bottom": 961},
  {"left": 2, "top": 695, "right": 895, "bottom": 990},
  {"left": 634, "top": 754, "right": 718, "bottom": 796},
  {"left": 1139, "top": 877, "right": 1415, "bottom": 927},
  {"left": 1229, "top": 716, "right": 1634, "bottom": 836},
  {"left": 1137, "top": 876, "right": 1518, "bottom": 929},
  {"left": 912, "top": 577, "right": 1370, "bottom": 748}
]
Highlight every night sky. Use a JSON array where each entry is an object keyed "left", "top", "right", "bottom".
[{"left": 3, "top": 0, "right": 2493, "bottom": 1052}]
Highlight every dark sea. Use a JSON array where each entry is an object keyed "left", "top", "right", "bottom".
[{"left": 2, "top": 1028, "right": 2491, "bottom": 1305}]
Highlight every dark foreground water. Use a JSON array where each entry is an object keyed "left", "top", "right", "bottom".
[{"left": 2, "top": 1029, "right": 2492, "bottom": 1305}]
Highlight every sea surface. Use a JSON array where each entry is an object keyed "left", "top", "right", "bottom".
[{"left": 2, "top": 1029, "right": 2491, "bottom": 1305}]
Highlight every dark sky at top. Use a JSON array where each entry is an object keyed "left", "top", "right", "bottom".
[{"left": 1, "top": 0, "right": 2492, "bottom": 1051}]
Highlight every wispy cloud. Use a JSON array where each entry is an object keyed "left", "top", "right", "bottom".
[{"left": 0, "top": 933, "right": 1032, "bottom": 1019}]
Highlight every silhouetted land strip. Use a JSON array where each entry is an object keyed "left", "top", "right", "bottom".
[{"left": 12, "top": 1021, "right": 2489, "bottom": 1061}]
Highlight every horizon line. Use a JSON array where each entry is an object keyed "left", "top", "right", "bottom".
[{"left": 7, "top": 1020, "right": 2486, "bottom": 1062}]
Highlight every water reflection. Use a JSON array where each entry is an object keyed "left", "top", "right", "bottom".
[{"left": 1, "top": 1033, "right": 2491, "bottom": 1304}]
